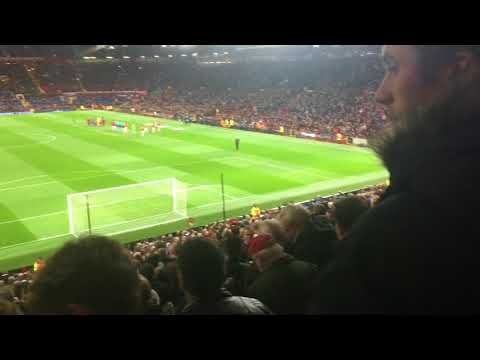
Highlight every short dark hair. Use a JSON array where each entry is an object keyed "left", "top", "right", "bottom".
[
  {"left": 333, "top": 196, "right": 370, "bottom": 233},
  {"left": 27, "top": 235, "right": 142, "bottom": 314},
  {"left": 176, "top": 237, "right": 225, "bottom": 300},
  {"left": 223, "top": 230, "right": 242, "bottom": 260},
  {"left": 139, "top": 263, "right": 155, "bottom": 283},
  {"left": 312, "top": 203, "right": 327, "bottom": 216}
]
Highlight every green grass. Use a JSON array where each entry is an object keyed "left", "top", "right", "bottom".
[{"left": 0, "top": 110, "right": 388, "bottom": 271}]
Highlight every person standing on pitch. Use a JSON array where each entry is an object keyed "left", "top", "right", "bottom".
[{"left": 235, "top": 137, "right": 240, "bottom": 151}]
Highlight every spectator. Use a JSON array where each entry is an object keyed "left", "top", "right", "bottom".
[
  {"left": 139, "top": 263, "right": 155, "bottom": 283},
  {"left": 138, "top": 274, "right": 162, "bottom": 314},
  {"left": 246, "top": 220, "right": 318, "bottom": 314},
  {"left": 176, "top": 237, "right": 272, "bottom": 315},
  {"left": 309, "top": 45, "right": 480, "bottom": 314},
  {"left": 331, "top": 195, "right": 370, "bottom": 242},
  {"left": 26, "top": 235, "right": 143, "bottom": 314},
  {"left": 0, "top": 299, "right": 22, "bottom": 315},
  {"left": 277, "top": 204, "right": 335, "bottom": 269},
  {"left": 33, "top": 257, "right": 45, "bottom": 272},
  {"left": 222, "top": 229, "right": 257, "bottom": 296}
]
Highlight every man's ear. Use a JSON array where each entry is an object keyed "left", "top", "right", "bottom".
[
  {"left": 67, "top": 303, "right": 93, "bottom": 315},
  {"left": 335, "top": 223, "right": 345, "bottom": 241},
  {"left": 177, "top": 269, "right": 184, "bottom": 291},
  {"left": 445, "top": 51, "right": 475, "bottom": 81}
]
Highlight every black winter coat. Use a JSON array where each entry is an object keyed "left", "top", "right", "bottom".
[
  {"left": 309, "top": 102, "right": 480, "bottom": 314},
  {"left": 286, "top": 220, "right": 335, "bottom": 270},
  {"left": 248, "top": 255, "right": 318, "bottom": 314}
]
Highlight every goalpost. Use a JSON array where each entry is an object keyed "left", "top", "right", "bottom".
[{"left": 67, "top": 178, "right": 187, "bottom": 238}]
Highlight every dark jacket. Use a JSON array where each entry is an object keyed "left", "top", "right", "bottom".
[
  {"left": 180, "top": 290, "right": 272, "bottom": 315},
  {"left": 309, "top": 102, "right": 480, "bottom": 314},
  {"left": 286, "top": 219, "right": 335, "bottom": 270},
  {"left": 224, "top": 258, "right": 259, "bottom": 296},
  {"left": 248, "top": 255, "right": 318, "bottom": 314}
]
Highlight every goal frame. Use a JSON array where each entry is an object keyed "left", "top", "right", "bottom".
[{"left": 67, "top": 178, "right": 187, "bottom": 237}]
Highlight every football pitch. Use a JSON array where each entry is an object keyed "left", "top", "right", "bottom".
[{"left": 0, "top": 110, "right": 388, "bottom": 271}]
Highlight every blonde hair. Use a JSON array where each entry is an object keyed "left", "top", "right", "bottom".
[{"left": 255, "top": 219, "right": 289, "bottom": 248}]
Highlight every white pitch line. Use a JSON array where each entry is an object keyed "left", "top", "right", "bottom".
[
  {"left": 0, "top": 185, "right": 208, "bottom": 225},
  {"left": 0, "top": 232, "right": 71, "bottom": 251},
  {"left": 0, "top": 175, "right": 50, "bottom": 187},
  {"left": 237, "top": 157, "right": 334, "bottom": 178},
  {"left": 199, "top": 185, "right": 238, "bottom": 200},
  {"left": 0, "top": 210, "right": 66, "bottom": 226},
  {"left": 0, "top": 156, "right": 236, "bottom": 193},
  {"left": 89, "top": 210, "right": 177, "bottom": 231},
  {"left": 88, "top": 185, "right": 209, "bottom": 209}
]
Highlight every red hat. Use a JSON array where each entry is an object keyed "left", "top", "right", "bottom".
[{"left": 247, "top": 234, "right": 272, "bottom": 257}]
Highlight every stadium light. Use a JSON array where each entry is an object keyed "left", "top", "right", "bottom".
[
  {"left": 181, "top": 54, "right": 187, "bottom": 57},
  {"left": 168, "top": 54, "right": 173, "bottom": 58},
  {"left": 192, "top": 53, "right": 198, "bottom": 57},
  {"left": 154, "top": 55, "right": 160, "bottom": 58},
  {"left": 313, "top": 45, "right": 320, "bottom": 48},
  {"left": 106, "top": 56, "right": 113, "bottom": 59},
  {"left": 213, "top": 52, "right": 219, "bottom": 56},
  {"left": 224, "top": 51, "right": 229, "bottom": 55},
  {"left": 123, "top": 56, "right": 130, "bottom": 59},
  {"left": 161, "top": 45, "right": 167, "bottom": 47},
  {"left": 140, "top": 55, "right": 146, "bottom": 58}
]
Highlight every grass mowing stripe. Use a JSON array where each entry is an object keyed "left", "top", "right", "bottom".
[
  {"left": 28, "top": 113, "right": 306, "bottom": 193},
  {"left": 0, "top": 111, "right": 386, "bottom": 271}
]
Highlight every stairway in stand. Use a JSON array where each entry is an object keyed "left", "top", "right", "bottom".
[{"left": 24, "top": 65, "right": 46, "bottom": 94}]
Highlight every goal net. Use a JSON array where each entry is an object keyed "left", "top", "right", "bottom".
[{"left": 67, "top": 178, "right": 187, "bottom": 237}]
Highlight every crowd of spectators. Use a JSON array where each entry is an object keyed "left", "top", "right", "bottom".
[
  {"left": 0, "top": 184, "right": 385, "bottom": 315},
  {"left": 1, "top": 45, "right": 478, "bottom": 315},
  {"left": 0, "top": 91, "right": 24, "bottom": 112},
  {"left": 0, "top": 55, "right": 387, "bottom": 140},
  {"left": 117, "top": 58, "right": 387, "bottom": 140},
  {"left": 116, "top": 85, "right": 387, "bottom": 140}
]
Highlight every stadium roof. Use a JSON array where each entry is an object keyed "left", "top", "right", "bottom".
[{"left": 0, "top": 45, "right": 381, "bottom": 62}]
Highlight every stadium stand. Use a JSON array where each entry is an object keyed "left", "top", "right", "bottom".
[
  {"left": 7, "top": 45, "right": 478, "bottom": 315},
  {"left": 0, "top": 184, "right": 386, "bottom": 315}
]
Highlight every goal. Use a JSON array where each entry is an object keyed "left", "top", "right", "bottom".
[{"left": 67, "top": 178, "right": 187, "bottom": 237}]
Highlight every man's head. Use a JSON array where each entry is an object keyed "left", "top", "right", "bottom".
[
  {"left": 373, "top": 45, "right": 480, "bottom": 174},
  {"left": 176, "top": 237, "right": 225, "bottom": 302},
  {"left": 26, "top": 235, "right": 142, "bottom": 315},
  {"left": 247, "top": 220, "right": 287, "bottom": 272},
  {"left": 253, "top": 219, "right": 289, "bottom": 249},
  {"left": 332, "top": 196, "right": 370, "bottom": 240},
  {"left": 311, "top": 203, "right": 327, "bottom": 216},
  {"left": 376, "top": 45, "right": 480, "bottom": 126},
  {"left": 277, "top": 204, "right": 312, "bottom": 243},
  {"left": 0, "top": 299, "right": 22, "bottom": 315},
  {"left": 139, "top": 263, "right": 155, "bottom": 283},
  {"left": 223, "top": 229, "right": 243, "bottom": 260}
]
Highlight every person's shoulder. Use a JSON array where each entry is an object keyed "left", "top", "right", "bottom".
[
  {"left": 224, "top": 295, "right": 273, "bottom": 315},
  {"left": 344, "top": 190, "right": 445, "bottom": 257},
  {"left": 351, "top": 191, "right": 427, "bottom": 233},
  {"left": 288, "top": 257, "right": 318, "bottom": 275}
]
